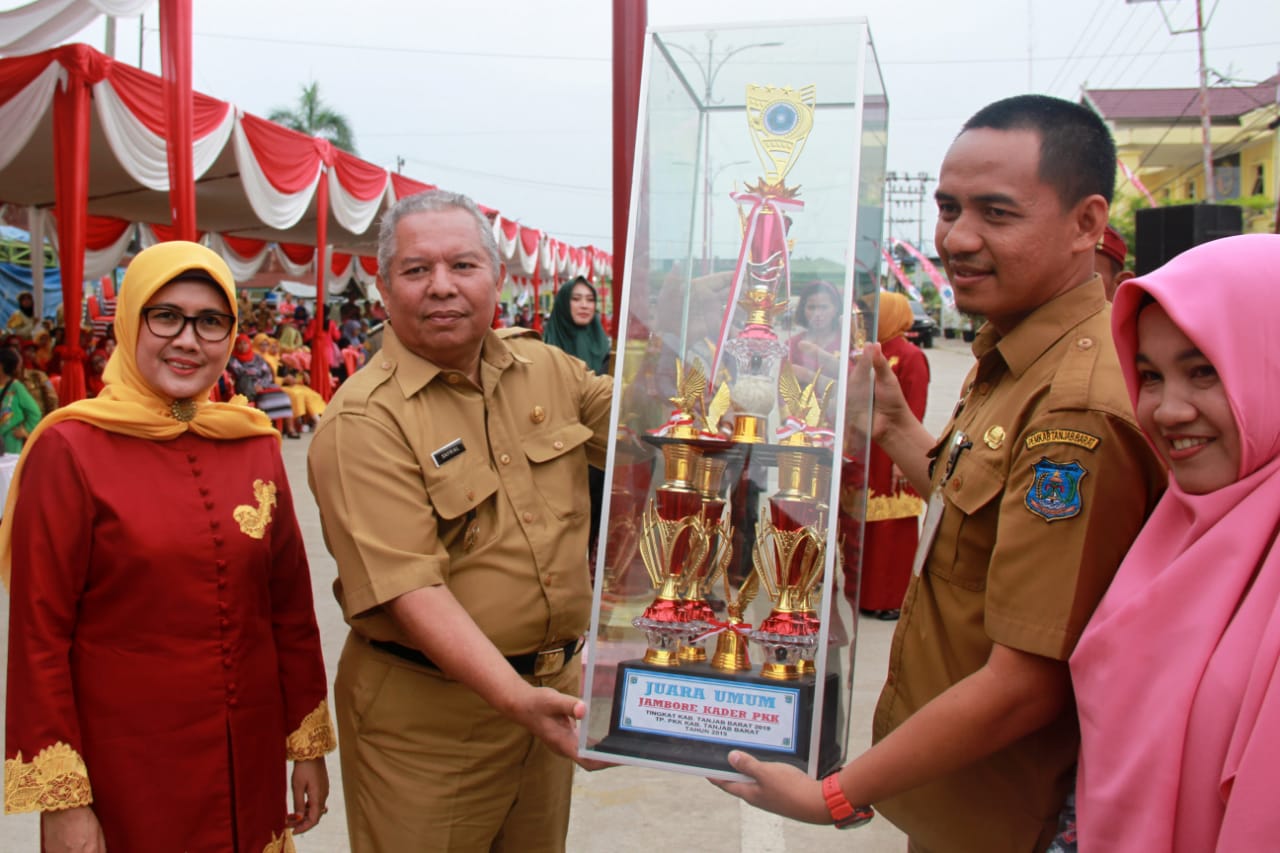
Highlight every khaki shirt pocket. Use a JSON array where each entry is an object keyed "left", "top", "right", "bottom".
[
  {"left": 930, "top": 453, "right": 1005, "bottom": 591},
  {"left": 522, "top": 422, "right": 593, "bottom": 520},
  {"left": 424, "top": 464, "right": 500, "bottom": 519}
]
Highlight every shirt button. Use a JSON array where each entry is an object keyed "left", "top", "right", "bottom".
[
  {"left": 499, "top": 453, "right": 512, "bottom": 465},
  {"left": 530, "top": 406, "right": 546, "bottom": 424},
  {"left": 381, "top": 361, "right": 391, "bottom": 369},
  {"left": 218, "top": 601, "right": 229, "bottom": 613},
  {"left": 209, "top": 520, "right": 220, "bottom": 531},
  {"left": 217, "top": 578, "right": 227, "bottom": 589},
  {"left": 227, "top": 682, "right": 237, "bottom": 693},
  {"left": 187, "top": 453, "right": 198, "bottom": 463},
  {"left": 228, "top": 698, "right": 239, "bottom": 708},
  {"left": 976, "top": 382, "right": 990, "bottom": 396},
  {"left": 1077, "top": 337, "right": 1095, "bottom": 350},
  {"left": 522, "top": 511, "right": 535, "bottom": 523},
  {"left": 219, "top": 618, "right": 229, "bottom": 629},
  {"left": 445, "top": 374, "right": 461, "bottom": 385},
  {"left": 553, "top": 440, "right": 564, "bottom": 451},
  {"left": 222, "top": 657, "right": 233, "bottom": 668},
  {"left": 543, "top": 574, "right": 553, "bottom": 586},
  {"left": 199, "top": 487, "right": 210, "bottom": 497},
  {"left": 204, "top": 500, "right": 215, "bottom": 510},
  {"left": 465, "top": 489, "right": 475, "bottom": 501},
  {"left": 216, "top": 560, "right": 227, "bottom": 570},
  {"left": 213, "top": 536, "right": 224, "bottom": 547},
  {"left": 950, "top": 476, "right": 964, "bottom": 490},
  {"left": 221, "top": 642, "right": 231, "bottom": 653},
  {"left": 192, "top": 467, "right": 202, "bottom": 477}
]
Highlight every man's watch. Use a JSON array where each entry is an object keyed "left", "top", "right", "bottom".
[{"left": 822, "top": 773, "right": 875, "bottom": 829}]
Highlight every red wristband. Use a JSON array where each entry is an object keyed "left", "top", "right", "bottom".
[{"left": 822, "top": 772, "right": 875, "bottom": 829}]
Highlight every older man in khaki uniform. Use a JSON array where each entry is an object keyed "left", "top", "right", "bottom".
[
  {"left": 716, "top": 95, "right": 1166, "bottom": 851},
  {"left": 308, "top": 189, "right": 611, "bottom": 852}
]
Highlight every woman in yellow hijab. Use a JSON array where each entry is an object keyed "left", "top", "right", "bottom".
[
  {"left": 2, "top": 242, "right": 334, "bottom": 852},
  {"left": 849, "top": 291, "right": 931, "bottom": 619}
]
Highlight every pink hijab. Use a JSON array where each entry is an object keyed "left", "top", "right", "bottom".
[{"left": 1072, "top": 233, "right": 1280, "bottom": 851}]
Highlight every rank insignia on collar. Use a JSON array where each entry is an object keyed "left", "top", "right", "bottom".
[{"left": 1025, "top": 458, "right": 1087, "bottom": 522}]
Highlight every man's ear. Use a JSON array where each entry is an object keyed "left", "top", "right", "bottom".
[{"left": 1071, "top": 194, "right": 1110, "bottom": 255}]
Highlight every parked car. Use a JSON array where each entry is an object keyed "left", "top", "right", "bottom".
[{"left": 906, "top": 299, "right": 940, "bottom": 349}]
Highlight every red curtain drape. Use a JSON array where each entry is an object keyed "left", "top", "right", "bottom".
[
  {"left": 159, "top": 0, "right": 195, "bottom": 240},
  {"left": 52, "top": 53, "right": 91, "bottom": 402},
  {"left": 612, "top": 0, "right": 645, "bottom": 336}
]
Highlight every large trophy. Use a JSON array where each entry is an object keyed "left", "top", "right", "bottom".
[{"left": 581, "top": 18, "right": 887, "bottom": 781}]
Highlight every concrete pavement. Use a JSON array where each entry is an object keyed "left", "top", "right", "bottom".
[{"left": 0, "top": 336, "right": 975, "bottom": 851}]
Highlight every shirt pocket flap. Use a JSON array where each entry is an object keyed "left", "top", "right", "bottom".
[
  {"left": 424, "top": 466, "right": 499, "bottom": 520},
  {"left": 522, "top": 422, "right": 593, "bottom": 463},
  {"left": 944, "top": 455, "right": 1004, "bottom": 515}
]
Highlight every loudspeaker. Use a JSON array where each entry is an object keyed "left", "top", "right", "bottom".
[{"left": 1134, "top": 204, "right": 1242, "bottom": 275}]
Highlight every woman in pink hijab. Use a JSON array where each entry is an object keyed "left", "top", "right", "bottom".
[{"left": 1071, "top": 233, "right": 1280, "bottom": 850}]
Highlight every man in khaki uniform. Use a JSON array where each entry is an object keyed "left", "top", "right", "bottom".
[
  {"left": 717, "top": 95, "right": 1165, "bottom": 851},
  {"left": 308, "top": 189, "right": 611, "bottom": 852}
]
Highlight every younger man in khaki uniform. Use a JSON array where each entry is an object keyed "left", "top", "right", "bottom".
[
  {"left": 716, "top": 95, "right": 1165, "bottom": 851},
  {"left": 308, "top": 189, "right": 611, "bottom": 852}
]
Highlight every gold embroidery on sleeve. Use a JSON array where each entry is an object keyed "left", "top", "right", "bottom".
[
  {"left": 263, "top": 827, "right": 296, "bottom": 853},
  {"left": 4, "top": 742, "right": 93, "bottom": 814},
  {"left": 234, "top": 479, "right": 277, "bottom": 540},
  {"left": 866, "top": 490, "right": 926, "bottom": 522},
  {"left": 285, "top": 700, "right": 337, "bottom": 761}
]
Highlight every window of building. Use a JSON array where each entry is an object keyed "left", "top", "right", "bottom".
[
  {"left": 1186, "top": 180, "right": 1197, "bottom": 200},
  {"left": 1252, "top": 164, "right": 1266, "bottom": 196}
]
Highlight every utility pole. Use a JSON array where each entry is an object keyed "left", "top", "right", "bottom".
[
  {"left": 1128, "top": 0, "right": 1218, "bottom": 201},
  {"left": 884, "top": 171, "right": 936, "bottom": 292}
]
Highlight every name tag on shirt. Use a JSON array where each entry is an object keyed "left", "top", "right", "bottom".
[
  {"left": 911, "top": 492, "right": 945, "bottom": 578},
  {"left": 431, "top": 438, "right": 466, "bottom": 467}
]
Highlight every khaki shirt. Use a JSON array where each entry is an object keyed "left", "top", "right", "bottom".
[
  {"left": 308, "top": 325, "right": 612, "bottom": 656},
  {"left": 872, "top": 278, "right": 1165, "bottom": 853}
]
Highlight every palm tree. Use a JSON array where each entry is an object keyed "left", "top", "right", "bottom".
[{"left": 268, "top": 82, "right": 357, "bottom": 154}]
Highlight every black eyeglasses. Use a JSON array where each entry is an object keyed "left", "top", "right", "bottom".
[{"left": 141, "top": 307, "right": 236, "bottom": 342}]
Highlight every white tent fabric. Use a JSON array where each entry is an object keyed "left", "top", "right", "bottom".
[
  {"left": 0, "top": 0, "right": 149, "bottom": 57},
  {"left": 327, "top": 166, "right": 389, "bottom": 235},
  {"left": 231, "top": 113, "right": 323, "bottom": 232},
  {"left": 0, "top": 60, "right": 60, "bottom": 171},
  {"left": 204, "top": 231, "right": 271, "bottom": 283},
  {"left": 95, "top": 78, "right": 235, "bottom": 190}
]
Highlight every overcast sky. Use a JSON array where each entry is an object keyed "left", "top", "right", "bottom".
[{"left": 32, "top": 0, "right": 1280, "bottom": 255}]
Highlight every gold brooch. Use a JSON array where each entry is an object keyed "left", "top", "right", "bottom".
[
  {"left": 983, "top": 425, "right": 1006, "bottom": 450},
  {"left": 170, "top": 399, "right": 198, "bottom": 422}
]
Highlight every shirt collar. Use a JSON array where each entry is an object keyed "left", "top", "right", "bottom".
[
  {"left": 383, "top": 324, "right": 528, "bottom": 398},
  {"left": 974, "top": 275, "right": 1107, "bottom": 378}
]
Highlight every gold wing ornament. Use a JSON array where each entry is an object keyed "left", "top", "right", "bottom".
[
  {"left": 705, "top": 381, "right": 732, "bottom": 433},
  {"left": 778, "top": 361, "right": 805, "bottom": 421}
]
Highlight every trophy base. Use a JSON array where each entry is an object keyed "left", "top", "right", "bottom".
[{"left": 595, "top": 658, "right": 841, "bottom": 775}]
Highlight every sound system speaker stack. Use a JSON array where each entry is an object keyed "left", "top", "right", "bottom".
[{"left": 1134, "top": 204, "right": 1243, "bottom": 275}]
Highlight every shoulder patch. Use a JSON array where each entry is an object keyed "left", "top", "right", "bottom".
[
  {"left": 1024, "top": 429, "right": 1101, "bottom": 452},
  {"left": 1025, "top": 458, "right": 1087, "bottom": 522}
]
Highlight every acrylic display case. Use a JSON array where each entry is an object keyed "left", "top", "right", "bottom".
[{"left": 580, "top": 18, "right": 888, "bottom": 780}]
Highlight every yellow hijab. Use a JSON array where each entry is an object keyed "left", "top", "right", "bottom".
[
  {"left": 877, "top": 291, "right": 914, "bottom": 343},
  {"left": 1, "top": 241, "right": 277, "bottom": 588}
]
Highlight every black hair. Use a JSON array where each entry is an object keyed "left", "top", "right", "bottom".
[
  {"left": 0, "top": 346, "right": 20, "bottom": 376},
  {"left": 962, "top": 94, "right": 1116, "bottom": 206}
]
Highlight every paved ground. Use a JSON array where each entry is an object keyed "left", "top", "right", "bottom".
[{"left": 1, "top": 336, "right": 975, "bottom": 851}]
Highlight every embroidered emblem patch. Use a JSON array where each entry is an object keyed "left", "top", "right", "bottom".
[
  {"left": 233, "top": 479, "right": 277, "bottom": 540},
  {"left": 1025, "top": 458, "right": 1087, "bottom": 522},
  {"left": 1024, "top": 429, "right": 1100, "bottom": 451}
]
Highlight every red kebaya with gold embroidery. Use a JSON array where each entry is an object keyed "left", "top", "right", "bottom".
[{"left": 5, "top": 423, "right": 333, "bottom": 851}]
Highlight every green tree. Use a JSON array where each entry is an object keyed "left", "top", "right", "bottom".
[{"left": 268, "top": 81, "right": 357, "bottom": 154}]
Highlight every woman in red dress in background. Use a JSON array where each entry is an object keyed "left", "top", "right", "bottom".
[
  {"left": 2, "top": 241, "right": 335, "bottom": 852},
  {"left": 851, "top": 291, "right": 929, "bottom": 619},
  {"left": 304, "top": 307, "right": 339, "bottom": 402}
]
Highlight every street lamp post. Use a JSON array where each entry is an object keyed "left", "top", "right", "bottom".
[
  {"left": 704, "top": 159, "right": 750, "bottom": 272},
  {"left": 661, "top": 33, "right": 782, "bottom": 354}
]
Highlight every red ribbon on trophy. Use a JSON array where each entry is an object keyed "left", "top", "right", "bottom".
[
  {"left": 691, "top": 618, "right": 755, "bottom": 644},
  {"left": 708, "top": 191, "right": 805, "bottom": 384}
]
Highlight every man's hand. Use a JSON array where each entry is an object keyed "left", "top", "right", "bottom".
[
  {"left": 709, "top": 751, "right": 828, "bottom": 824},
  {"left": 41, "top": 806, "right": 106, "bottom": 853},
  {"left": 500, "top": 684, "right": 609, "bottom": 770},
  {"left": 286, "top": 757, "right": 329, "bottom": 834},
  {"left": 847, "top": 343, "right": 935, "bottom": 493}
]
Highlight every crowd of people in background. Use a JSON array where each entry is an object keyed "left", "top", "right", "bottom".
[{"left": 0, "top": 284, "right": 388, "bottom": 450}]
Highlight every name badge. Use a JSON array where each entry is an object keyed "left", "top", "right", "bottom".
[
  {"left": 912, "top": 492, "right": 945, "bottom": 578},
  {"left": 431, "top": 438, "right": 466, "bottom": 467}
]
